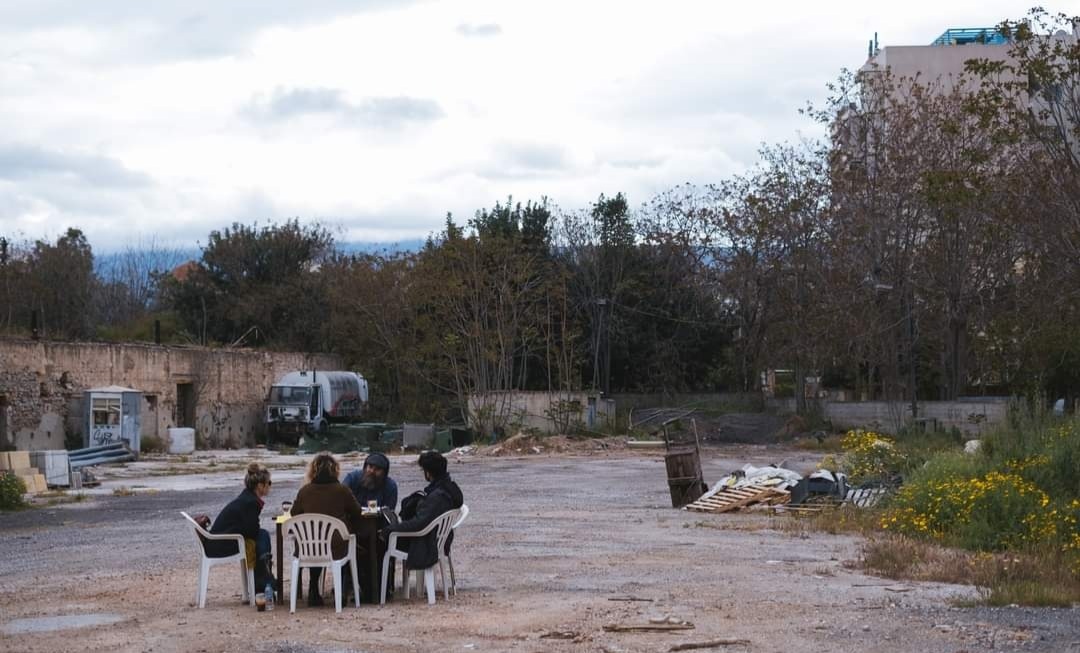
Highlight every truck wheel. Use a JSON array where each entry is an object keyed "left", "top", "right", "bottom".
[{"left": 317, "top": 419, "right": 329, "bottom": 435}]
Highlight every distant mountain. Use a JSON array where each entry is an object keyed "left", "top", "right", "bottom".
[
  {"left": 92, "top": 240, "right": 425, "bottom": 277},
  {"left": 336, "top": 239, "right": 425, "bottom": 255}
]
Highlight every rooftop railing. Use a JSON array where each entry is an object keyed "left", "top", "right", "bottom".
[{"left": 931, "top": 27, "right": 1009, "bottom": 46}]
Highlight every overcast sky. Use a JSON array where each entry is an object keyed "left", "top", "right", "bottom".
[{"left": 0, "top": 0, "right": 1068, "bottom": 252}]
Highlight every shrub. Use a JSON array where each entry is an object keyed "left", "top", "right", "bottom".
[
  {"left": 0, "top": 472, "right": 27, "bottom": 511},
  {"left": 892, "top": 429, "right": 968, "bottom": 473},
  {"left": 978, "top": 415, "right": 1080, "bottom": 502},
  {"left": 141, "top": 434, "right": 166, "bottom": 453},
  {"left": 833, "top": 430, "right": 905, "bottom": 485},
  {"left": 884, "top": 469, "right": 1064, "bottom": 552},
  {"left": 1023, "top": 422, "right": 1080, "bottom": 499},
  {"left": 837, "top": 407, "right": 1080, "bottom": 605},
  {"left": 904, "top": 450, "right": 986, "bottom": 487}
]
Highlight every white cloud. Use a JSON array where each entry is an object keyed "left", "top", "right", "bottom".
[
  {"left": 456, "top": 23, "right": 501, "bottom": 38},
  {"left": 243, "top": 87, "right": 444, "bottom": 128},
  {"left": 0, "top": 0, "right": 1048, "bottom": 251}
]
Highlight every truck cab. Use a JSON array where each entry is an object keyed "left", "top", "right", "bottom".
[{"left": 265, "top": 370, "right": 368, "bottom": 445}]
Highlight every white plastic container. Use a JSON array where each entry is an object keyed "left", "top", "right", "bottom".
[
  {"left": 167, "top": 427, "right": 196, "bottom": 454},
  {"left": 30, "top": 450, "right": 70, "bottom": 487}
]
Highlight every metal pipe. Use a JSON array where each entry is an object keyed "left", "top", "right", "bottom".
[
  {"left": 70, "top": 452, "right": 135, "bottom": 469},
  {"left": 69, "top": 443, "right": 128, "bottom": 457}
]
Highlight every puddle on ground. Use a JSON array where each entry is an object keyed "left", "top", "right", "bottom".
[{"left": 2, "top": 613, "right": 125, "bottom": 635}]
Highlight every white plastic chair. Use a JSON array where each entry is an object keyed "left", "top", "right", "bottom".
[
  {"left": 380, "top": 509, "right": 459, "bottom": 605},
  {"left": 180, "top": 511, "right": 255, "bottom": 608},
  {"left": 444, "top": 504, "right": 469, "bottom": 596},
  {"left": 285, "top": 514, "right": 360, "bottom": 613}
]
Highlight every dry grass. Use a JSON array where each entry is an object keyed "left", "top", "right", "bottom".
[
  {"left": 149, "top": 463, "right": 247, "bottom": 476},
  {"left": 140, "top": 434, "right": 166, "bottom": 453},
  {"left": 861, "top": 535, "right": 1080, "bottom": 607},
  {"left": 689, "top": 518, "right": 774, "bottom": 533},
  {"left": 774, "top": 505, "right": 882, "bottom": 537},
  {"left": 42, "top": 493, "right": 88, "bottom": 506},
  {"left": 861, "top": 535, "right": 974, "bottom": 583}
]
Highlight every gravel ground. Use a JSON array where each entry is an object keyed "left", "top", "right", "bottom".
[{"left": 0, "top": 445, "right": 1077, "bottom": 653}]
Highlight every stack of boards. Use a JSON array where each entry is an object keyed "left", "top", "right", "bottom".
[{"left": 1, "top": 451, "right": 49, "bottom": 493}]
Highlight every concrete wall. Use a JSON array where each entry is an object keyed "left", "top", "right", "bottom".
[
  {"left": 468, "top": 391, "right": 615, "bottom": 435},
  {"left": 861, "top": 42, "right": 1014, "bottom": 91},
  {"left": 767, "top": 397, "right": 1009, "bottom": 435},
  {"left": 610, "top": 392, "right": 763, "bottom": 424},
  {"left": 0, "top": 337, "right": 341, "bottom": 450}
]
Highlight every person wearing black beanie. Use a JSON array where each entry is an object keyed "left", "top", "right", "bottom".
[
  {"left": 342, "top": 452, "right": 400, "bottom": 599},
  {"left": 343, "top": 452, "right": 399, "bottom": 512}
]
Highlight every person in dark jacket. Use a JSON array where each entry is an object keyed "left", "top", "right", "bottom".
[
  {"left": 206, "top": 462, "right": 274, "bottom": 591},
  {"left": 342, "top": 452, "right": 398, "bottom": 511},
  {"left": 385, "top": 451, "right": 464, "bottom": 571},
  {"left": 291, "top": 452, "right": 366, "bottom": 606}
]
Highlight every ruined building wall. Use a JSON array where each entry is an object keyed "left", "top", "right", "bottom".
[{"left": 0, "top": 337, "right": 342, "bottom": 450}]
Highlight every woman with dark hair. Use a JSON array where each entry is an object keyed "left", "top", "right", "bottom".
[
  {"left": 290, "top": 451, "right": 366, "bottom": 606},
  {"left": 207, "top": 462, "right": 274, "bottom": 592}
]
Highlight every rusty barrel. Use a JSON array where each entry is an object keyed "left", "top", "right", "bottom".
[{"left": 664, "top": 447, "right": 706, "bottom": 508}]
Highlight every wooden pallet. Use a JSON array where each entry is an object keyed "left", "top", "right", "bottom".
[{"left": 684, "top": 484, "right": 790, "bottom": 513}]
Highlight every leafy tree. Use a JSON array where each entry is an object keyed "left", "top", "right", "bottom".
[
  {"left": 161, "top": 220, "right": 334, "bottom": 349},
  {"left": 23, "top": 229, "right": 96, "bottom": 339}
]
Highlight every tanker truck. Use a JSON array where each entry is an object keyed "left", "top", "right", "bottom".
[{"left": 265, "top": 370, "right": 369, "bottom": 445}]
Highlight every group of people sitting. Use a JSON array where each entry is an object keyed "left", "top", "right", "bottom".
[{"left": 203, "top": 449, "right": 463, "bottom": 606}]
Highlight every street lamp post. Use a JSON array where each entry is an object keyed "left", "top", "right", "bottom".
[
  {"left": 906, "top": 290, "right": 918, "bottom": 420},
  {"left": 592, "top": 298, "right": 609, "bottom": 393},
  {"left": 874, "top": 282, "right": 917, "bottom": 421}
]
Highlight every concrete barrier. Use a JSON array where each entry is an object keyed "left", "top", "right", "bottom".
[{"left": 167, "top": 427, "right": 196, "bottom": 454}]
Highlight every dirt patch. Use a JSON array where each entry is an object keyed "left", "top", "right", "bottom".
[
  {"left": 691, "top": 412, "right": 790, "bottom": 444},
  {"left": 0, "top": 448, "right": 1075, "bottom": 653},
  {"left": 475, "top": 433, "right": 631, "bottom": 456}
]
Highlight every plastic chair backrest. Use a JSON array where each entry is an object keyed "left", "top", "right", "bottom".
[
  {"left": 181, "top": 511, "right": 211, "bottom": 554},
  {"left": 451, "top": 504, "right": 469, "bottom": 530},
  {"left": 286, "top": 514, "right": 348, "bottom": 564},
  {"left": 433, "top": 509, "right": 458, "bottom": 554}
]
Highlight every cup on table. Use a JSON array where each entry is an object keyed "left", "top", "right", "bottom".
[
  {"left": 367, "top": 500, "right": 377, "bottom": 511},
  {"left": 255, "top": 593, "right": 267, "bottom": 611}
]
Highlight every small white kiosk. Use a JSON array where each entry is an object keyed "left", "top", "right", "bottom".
[{"left": 83, "top": 385, "right": 143, "bottom": 452}]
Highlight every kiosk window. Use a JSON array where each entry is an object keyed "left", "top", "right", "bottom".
[{"left": 92, "top": 398, "right": 121, "bottom": 426}]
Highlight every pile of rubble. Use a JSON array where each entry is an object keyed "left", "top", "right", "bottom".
[{"left": 683, "top": 463, "right": 890, "bottom": 514}]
